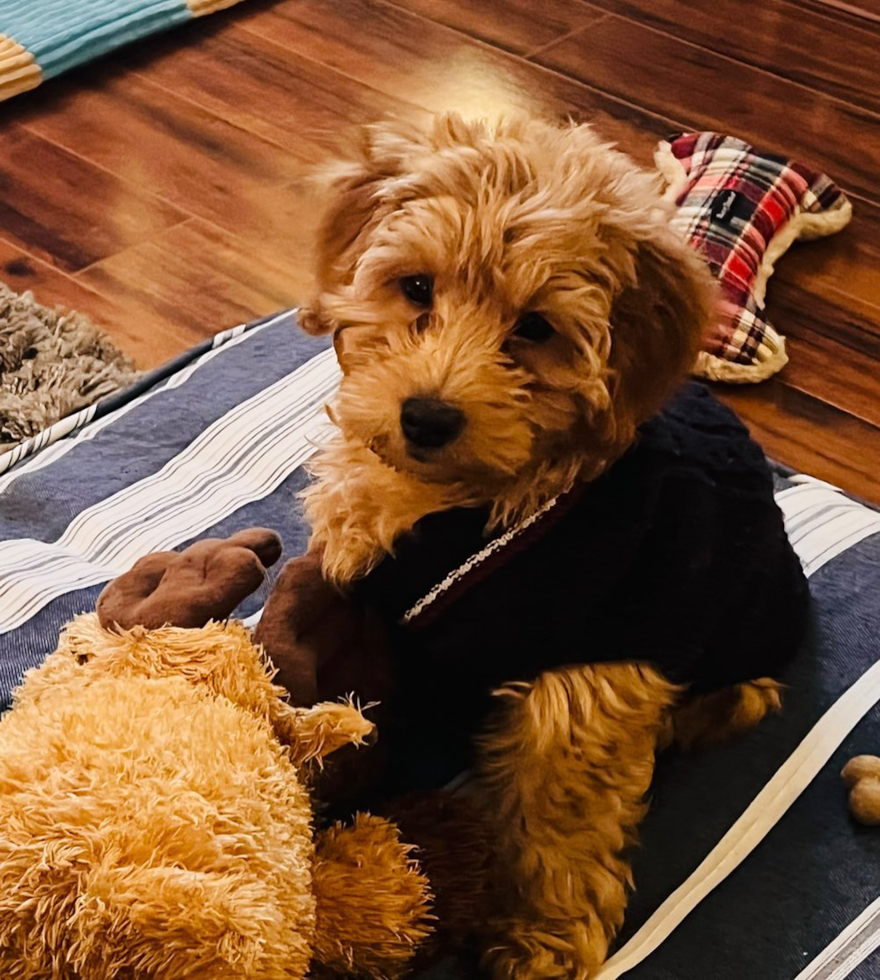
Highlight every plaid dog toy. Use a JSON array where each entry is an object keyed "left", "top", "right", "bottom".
[{"left": 656, "top": 132, "right": 852, "bottom": 383}]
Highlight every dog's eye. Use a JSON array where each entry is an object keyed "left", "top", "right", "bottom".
[
  {"left": 399, "top": 275, "right": 433, "bottom": 307},
  {"left": 513, "top": 313, "right": 555, "bottom": 343}
]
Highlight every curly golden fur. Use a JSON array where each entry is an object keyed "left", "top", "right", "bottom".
[
  {"left": 300, "top": 113, "right": 778, "bottom": 978},
  {"left": 477, "top": 665, "right": 680, "bottom": 977},
  {"left": 301, "top": 113, "right": 713, "bottom": 583}
]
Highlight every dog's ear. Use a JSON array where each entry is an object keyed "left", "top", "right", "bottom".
[
  {"left": 299, "top": 162, "right": 389, "bottom": 336},
  {"left": 300, "top": 125, "right": 414, "bottom": 336},
  {"left": 607, "top": 229, "right": 714, "bottom": 439}
]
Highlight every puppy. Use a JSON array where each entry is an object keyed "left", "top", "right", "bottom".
[{"left": 297, "top": 114, "right": 808, "bottom": 978}]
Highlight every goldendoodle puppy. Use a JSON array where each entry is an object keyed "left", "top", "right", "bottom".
[{"left": 296, "top": 113, "right": 808, "bottom": 978}]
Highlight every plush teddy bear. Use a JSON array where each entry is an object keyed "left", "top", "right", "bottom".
[
  {"left": 0, "top": 529, "right": 492, "bottom": 979},
  {"left": 841, "top": 756, "right": 880, "bottom": 826}
]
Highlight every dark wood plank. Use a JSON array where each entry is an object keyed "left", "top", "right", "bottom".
[
  {"left": 0, "top": 240, "right": 164, "bottom": 365},
  {"left": 534, "top": 15, "right": 880, "bottom": 204},
  {"left": 771, "top": 203, "right": 880, "bottom": 332},
  {"left": 0, "top": 125, "right": 186, "bottom": 274},
  {"left": 586, "top": 0, "right": 880, "bottom": 115},
  {"left": 231, "top": 0, "right": 879, "bottom": 341},
  {"left": 193, "top": 176, "right": 319, "bottom": 290},
  {"left": 772, "top": 272, "right": 880, "bottom": 358},
  {"left": 713, "top": 381, "right": 880, "bottom": 502},
  {"left": 20, "top": 65, "right": 307, "bottom": 233},
  {"left": 116, "top": 19, "right": 429, "bottom": 156},
  {"left": 233, "top": 0, "right": 552, "bottom": 116},
  {"left": 767, "top": 326, "right": 880, "bottom": 428},
  {"left": 799, "top": 0, "right": 880, "bottom": 26},
  {"left": 232, "top": 0, "right": 681, "bottom": 150},
  {"left": 76, "top": 219, "right": 303, "bottom": 364},
  {"left": 382, "top": 0, "right": 606, "bottom": 55}
]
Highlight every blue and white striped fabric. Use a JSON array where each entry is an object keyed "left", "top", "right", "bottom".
[
  {"left": 0, "top": 310, "right": 338, "bottom": 700},
  {"left": 1, "top": 310, "right": 878, "bottom": 979}
]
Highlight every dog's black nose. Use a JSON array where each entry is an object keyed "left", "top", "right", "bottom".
[{"left": 400, "top": 397, "right": 465, "bottom": 450}]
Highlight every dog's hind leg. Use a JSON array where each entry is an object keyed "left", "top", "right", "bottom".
[
  {"left": 670, "top": 677, "right": 784, "bottom": 752},
  {"left": 477, "top": 663, "right": 679, "bottom": 980}
]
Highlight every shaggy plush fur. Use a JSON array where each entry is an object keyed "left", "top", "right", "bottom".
[
  {"left": 312, "top": 814, "right": 433, "bottom": 977},
  {"left": 0, "top": 282, "right": 138, "bottom": 452},
  {"left": 300, "top": 114, "right": 779, "bottom": 978},
  {"left": 0, "top": 615, "right": 433, "bottom": 979},
  {"left": 0, "top": 617, "right": 317, "bottom": 979}
]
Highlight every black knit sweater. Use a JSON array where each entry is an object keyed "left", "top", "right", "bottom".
[{"left": 353, "top": 383, "right": 810, "bottom": 793}]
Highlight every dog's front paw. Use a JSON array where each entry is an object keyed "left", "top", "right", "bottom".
[{"left": 485, "top": 918, "right": 607, "bottom": 980}]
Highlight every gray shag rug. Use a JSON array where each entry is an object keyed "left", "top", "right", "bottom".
[{"left": 0, "top": 282, "right": 140, "bottom": 454}]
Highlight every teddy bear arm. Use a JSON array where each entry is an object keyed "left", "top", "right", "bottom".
[
  {"left": 278, "top": 701, "right": 376, "bottom": 768},
  {"left": 311, "top": 815, "right": 434, "bottom": 979}
]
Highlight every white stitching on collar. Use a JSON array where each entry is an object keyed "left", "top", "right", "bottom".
[{"left": 401, "top": 494, "right": 562, "bottom": 624}]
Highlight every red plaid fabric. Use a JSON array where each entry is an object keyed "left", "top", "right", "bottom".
[{"left": 658, "top": 132, "right": 852, "bottom": 382}]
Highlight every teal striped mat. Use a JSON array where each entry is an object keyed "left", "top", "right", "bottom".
[{"left": 0, "top": 0, "right": 244, "bottom": 101}]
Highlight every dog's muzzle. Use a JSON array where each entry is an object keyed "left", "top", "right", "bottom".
[{"left": 400, "top": 397, "right": 465, "bottom": 451}]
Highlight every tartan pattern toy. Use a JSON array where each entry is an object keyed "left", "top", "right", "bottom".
[{"left": 656, "top": 132, "right": 852, "bottom": 383}]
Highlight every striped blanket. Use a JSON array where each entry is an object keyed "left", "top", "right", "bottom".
[
  {"left": 1, "top": 312, "right": 878, "bottom": 979},
  {"left": 0, "top": 0, "right": 246, "bottom": 103}
]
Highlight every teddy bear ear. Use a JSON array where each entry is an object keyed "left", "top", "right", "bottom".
[{"left": 96, "top": 529, "right": 282, "bottom": 632}]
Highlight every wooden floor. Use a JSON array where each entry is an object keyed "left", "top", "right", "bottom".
[{"left": 1, "top": 0, "right": 878, "bottom": 499}]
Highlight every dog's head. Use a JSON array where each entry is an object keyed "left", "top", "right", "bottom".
[{"left": 303, "top": 114, "right": 713, "bottom": 508}]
